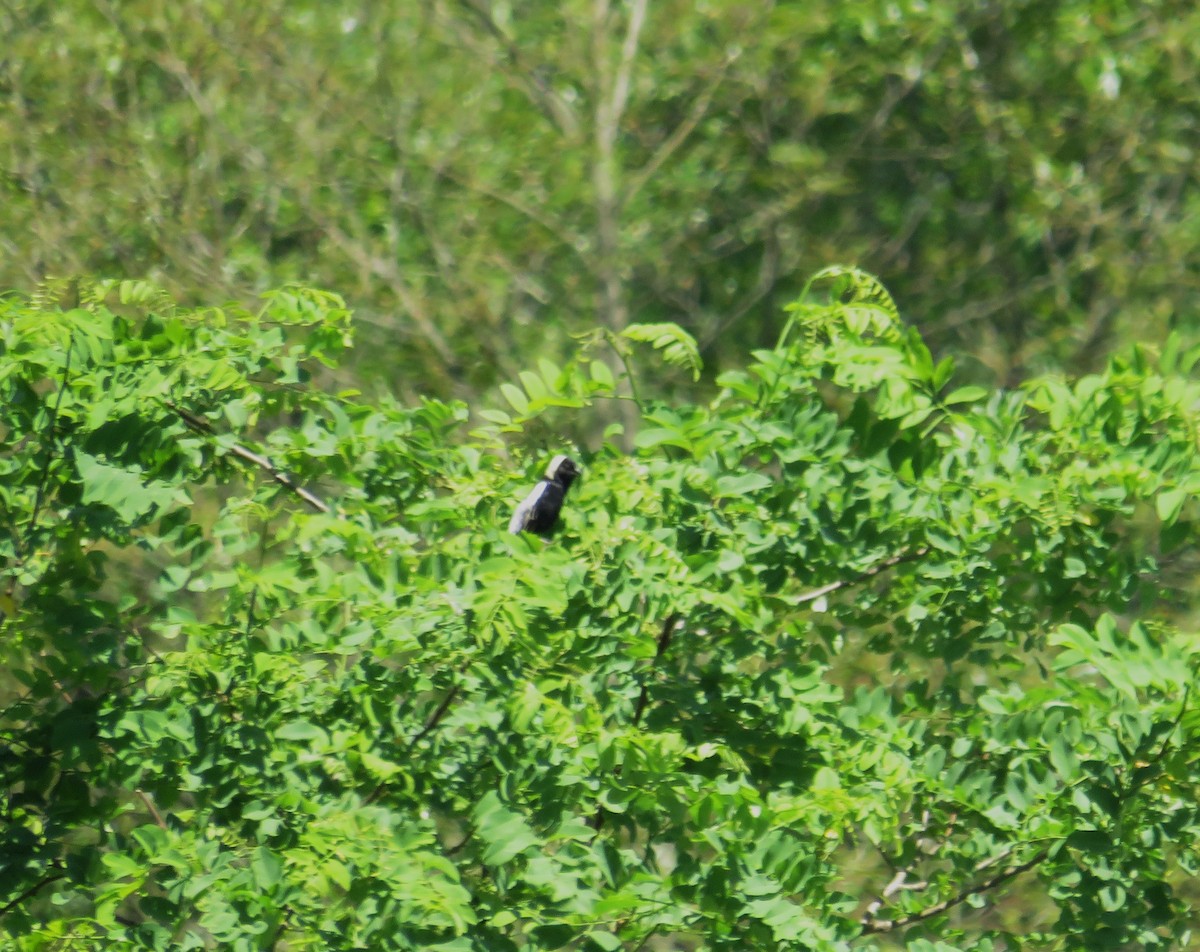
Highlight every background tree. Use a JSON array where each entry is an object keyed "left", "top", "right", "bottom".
[
  {"left": 2, "top": 0, "right": 1198, "bottom": 397},
  {"left": 2, "top": 275, "right": 1199, "bottom": 949}
]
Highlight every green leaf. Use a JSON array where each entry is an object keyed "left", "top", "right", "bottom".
[
  {"left": 622, "top": 322, "right": 702, "bottom": 380},
  {"left": 943, "top": 385, "right": 988, "bottom": 406},
  {"left": 500, "top": 383, "right": 530, "bottom": 414},
  {"left": 474, "top": 792, "right": 540, "bottom": 866},
  {"left": 932, "top": 356, "right": 956, "bottom": 391},
  {"left": 1156, "top": 486, "right": 1187, "bottom": 525},
  {"left": 1099, "top": 884, "right": 1127, "bottom": 912},
  {"left": 589, "top": 359, "right": 615, "bottom": 390},
  {"left": 276, "top": 720, "right": 327, "bottom": 742},
  {"left": 251, "top": 846, "right": 284, "bottom": 890},
  {"left": 583, "top": 933, "right": 623, "bottom": 951},
  {"left": 634, "top": 427, "right": 692, "bottom": 450},
  {"left": 1048, "top": 736, "right": 1081, "bottom": 781},
  {"left": 75, "top": 452, "right": 187, "bottom": 521},
  {"left": 519, "top": 369, "right": 549, "bottom": 401},
  {"left": 714, "top": 472, "right": 773, "bottom": 496}
]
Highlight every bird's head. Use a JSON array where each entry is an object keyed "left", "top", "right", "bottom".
[{"left": 546, "top": 455, "right": 580, "bottom": 489}]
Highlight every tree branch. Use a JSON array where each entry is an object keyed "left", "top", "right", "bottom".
[
  {"left": 794, "top": 548, "right": 929, "bottom": 605},
  {"left": 861, "top": 869, "right": 930, "bottom": 922},
  {"left": 591, "top": 0, "right": 629, "bottom": 334},
  {"left": 26, "top": 329, "right": 75, "bottom": 556},
  {"left": 167, "top": 402, "right": 331, "bottom": 514},
  {"left": 450, "top": 0, "right": 580, "bottom": 138},
  {"left": 632, "top": 612, "right": 680, "bottom": 728},
  {"left": 419, "top": 161, "right": 596, "bottom": 277},
  {"left": 136, "top": 789, "right": 169, "bottom": 830},
  {"left": 623, "top": 51, "right": 737, "bottom": 207},
  {"left": 591, "top": 612, "right": 681, "bottom": 833},
  {"left": 699, "top": 223, "right": 780, "bottom": 349},
  {"left": 610, "top": 0, "right": 647, "bottom": 130},
  {"left": 366, "top": 676, "right": 463, "bottom": 806},
  {"left": 410, "top": 684, "right": 462, "bottom": 749},
  {"left": 1158, "top": 683, "right": 1190, "bottom": 764},
  {"left": 860, "top": 849, "right": 1048, "bottom": 935},
  {"left": 0, "top": 867, "right": 66, "bottom": 918},
  {"left": 311, "top": 215, "right": 458, "bottom": 369}
]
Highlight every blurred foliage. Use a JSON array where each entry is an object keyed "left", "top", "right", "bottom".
[
  {"left": 2, "top": 277, "right": 1200, "bottom": 948},
  {"left": 1, "top": 0, "right": 1198, "bottom": 399}
]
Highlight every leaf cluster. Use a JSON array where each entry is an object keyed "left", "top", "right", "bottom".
[
  {"left": 2, "top": 276, "right": 1200, "bottom": 949},
  {"left": 2, "top": 0, "right": 1197, "bottom": 396}
]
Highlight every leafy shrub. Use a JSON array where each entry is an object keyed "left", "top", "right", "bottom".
[{"left": 1, "top": 273, "right": 1198, "bottom": 949}]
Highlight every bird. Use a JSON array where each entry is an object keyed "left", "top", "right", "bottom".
[{"left": 509, "top": 455, "right": 580, "bottom": 536}]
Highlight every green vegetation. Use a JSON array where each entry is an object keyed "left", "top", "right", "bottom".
[
  {"left": 2, "top": 0, "right": 1198, "bottom": 396},
  {"left": 2, "top": 274, "right": 1199, "bottom": 948},
  {"left": 4, "top": 0, "right": 1200, "bottom": 947}
]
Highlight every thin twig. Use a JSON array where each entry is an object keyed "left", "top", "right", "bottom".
[
  {"left": 167, "top": 402, "right": 331, "bottom": 514},
  {"left": 699, "top": 224, "right": 780, "bottom": 349},
  {"left": 970, "top": 843, "right": 1016, "bottom": 875},
  {"left": 26, "top": 330, "right": 75, "bottom": 554},
  {"left": 450, "top": 0, "right": 579, "bottom": 137},
  {"left": 632, "top": 613, "right": 680, "bottom": 728},
  {"left": 795, "top": 548, "right": 929, "bottom": 605},
  {"left": 1128, "top": 683, "right": 1190, "bottom": 796},
  {"left": 592, "top": 612, "right": 681, "bottom": 832},
  {"left": 421, "top": 161, "right": 595, "bottom": 277},
  {"left": 623, "top": 51, "right": 738, "bottom": 207},
  {"left": 1158, "top": 683, "right": 1190, "bottom": 763},
  {"left": 861, "top": 869, "right": 930, "bottom": 921},
  {"left": 0, "top": 867, "right": 66, "bottom": 917},
  {"left": 313, "top": 216, "right": 458, "bottom": 367},
  {"left": 860, "top": 850, "right": 1048, "bottom": 935},
  {"left": 606, "top": 333, "right": 643, "bottom": 409},
  {"left": 365, "top": 681, "right": 463, "bottom": 806},
  {"left": 410, "top": 684, "right": 462, "bottom": 749},
  {"left": 136, "top": 789, "right": 168, "bottom": 830}
]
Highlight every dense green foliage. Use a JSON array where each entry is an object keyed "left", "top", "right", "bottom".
[
  {"left": 2, "top": 276, "right": 1199, "bottom": 949},
  {"left": 3, "top": 1, "right": 1198, "bottom": 394}
]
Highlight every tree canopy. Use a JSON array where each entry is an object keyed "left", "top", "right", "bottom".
[
  {"left": 4, "top": 1, "right": 1200, "bottom": 948},
  {"left": 2, "top": 275, "right": 1199, "bottom": 949},
  {"left": 2, "top": 0, "right": 1198, "bottom": 395}
]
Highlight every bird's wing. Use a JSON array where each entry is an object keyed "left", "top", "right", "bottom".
[
  {"left": 508, "top": 482, "right": 545, "bottom": 533},
  {"left": 508, "top": 501, "right": 531, "bottom": 534}
]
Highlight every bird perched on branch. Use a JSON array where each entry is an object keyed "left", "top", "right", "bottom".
[{"left": 509, "top": 455, "right": 580, "bottom": 536}]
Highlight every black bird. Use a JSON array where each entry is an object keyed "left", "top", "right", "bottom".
[{"left": 509, "top": 455, "right": 580, "bottom": 536}]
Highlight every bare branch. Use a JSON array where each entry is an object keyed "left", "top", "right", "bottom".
[
  {"left": 1127, "top": 683, "right": 1191, "bottom": 797},
  {"left": 794, "top": 548, "right": 929, "bottom": 605},
  {"left": 632, "top": 613, "right": 681, "bottom": 728},
  {"left": 418, "top": 161, "right": 596, "bottom": 277},
  {"left": 610, "top": 0, "right": 648, "bottom": 127},
  {"left": 365, "top": 682, "right": 463, "bottom": 806},
  {"left": 860, "top": 850, "right": 1048, "bottom": 935},
  {"left": 862, "top": 869, "right": 930, "bottom": 921},
  {"left": 590, "top": 0, "right": 626, "bottom": 333},
  {"left": 410, "top": 684, "right": 462, "bottom": 749},
  {"left": 449, "top": 0, "right": 580, "bottom": 138},
  {"left": 136, "top": 789, "right": 169, "bottom": 830},
  {"left": 168, "top": 403, "right": 331, "bottom": 514},
  {"left": 26, "top": 328, "right": 75, "bottom": 557},
  {"left": 589, "top": 613, "right": 683, "bottom": 833},
  {"left": 0, "top": 867, "right": 67, "bottom": 918},
  {"left": 623, "top": 52, "right": 738, "bottom": 207},
  {"left": 699, "top": 224, "right": 780, "bottom": 348},
  {"left": 314, "top": 217, "right": 458, "bottom": 369}
]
